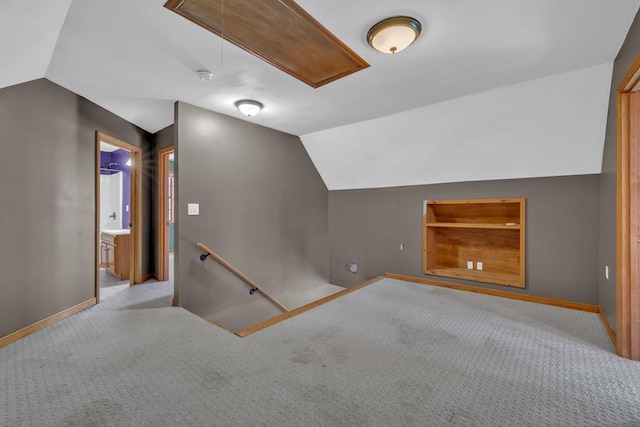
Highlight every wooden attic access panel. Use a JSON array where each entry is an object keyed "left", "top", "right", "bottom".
[
  {"left": 164, "top": 0, "right": 370, "bottom": 88},
  {"left": 423, "top": 198, "right": 526, "bottom": 288}
]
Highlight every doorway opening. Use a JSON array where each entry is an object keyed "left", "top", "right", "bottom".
[
  {"left": 157, "top": 146, "right": 175, "bottom": 291},
  {"left": 95, "top": 132, "right": 142, "bottom": 303},
  {"left": 617, "top": 54, "right": 640, "bottom": 360}
]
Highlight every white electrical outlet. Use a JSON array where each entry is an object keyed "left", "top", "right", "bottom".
[
  {"left": 605, "top": 265, "right": 609, "bottom": 280},
  {"left": 467, "top": 261, "right": 474, "bottom": 270},
  {"left": 477, "top": 262, "right": 484, "bottom": 271},
  {"left": 187, "top": 203, "right": 199, "bottom": 216}
]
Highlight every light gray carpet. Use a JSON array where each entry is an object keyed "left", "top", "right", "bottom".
[
  {"left": 2, "top": 278, "right": 639, "bottom": 426},
  {"left": 98, "top": 269, "right": 128, "bottom": 287}
]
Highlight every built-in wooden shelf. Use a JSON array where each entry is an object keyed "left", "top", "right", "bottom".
[
  {"left": 423, "top": 198, "right": 526, "bottom": 288},
  {"left": 426, "top": 222, "right": 522, "bottom": 230}
]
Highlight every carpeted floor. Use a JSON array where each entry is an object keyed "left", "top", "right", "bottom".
[
  {"left": 1, "top": 278, "right": 639, "bottom": 426},
  {"left": 98, "top": 268, "right": 129, "bottom": 299}
]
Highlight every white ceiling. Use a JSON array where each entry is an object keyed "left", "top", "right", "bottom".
[
  {"left": 303, "top": 63, "right": 612, "bottom": 190},
  {"left": 1, "top": 0, "right": 639, "bottom": 189},
  {"left": 0, "top": 0, "right": 72, "bottom": 89},
  {"left": 99, "top": 141, "right": 119, "bottom": 153}
]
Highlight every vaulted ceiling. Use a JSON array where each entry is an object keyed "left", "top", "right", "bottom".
[{"left": 2, "top": 0, "right": 639, "bottom": 189}]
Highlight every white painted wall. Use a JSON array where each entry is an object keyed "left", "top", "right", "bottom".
[{"left": 301, "top": 63, "right": 613, "bottom": 190}]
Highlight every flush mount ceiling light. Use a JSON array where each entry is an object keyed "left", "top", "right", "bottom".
[
  {"left": 196, "top": 70, "right": 213, "bottom": 81},
  {"left": 235, "top": 100, "right": 263, "bottom": 117},
  {"left": 367, "top": 16, "right": 422, "bottom": 54}
]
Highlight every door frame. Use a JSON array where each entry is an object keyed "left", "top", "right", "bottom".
[
  {"left": 95, "top": 132, "right": 143, "bottom": 303},
  {"left": 617, "top": 54, "right": 640, "bottom": 360},
  {"left": 156, "top": 146, "right": 174, "bottom": 282}
]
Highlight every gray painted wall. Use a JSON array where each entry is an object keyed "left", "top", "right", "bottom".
[
  {"left": 599, "top": 10, "right": 640, "bottom": 332},
  {"left": 0, "top": 78, "right": 153, "bottom": 338},
  {"left": 154, "top": 125, "right": 174, "bottom": 151},
  {"left": 150, "top": 124, "right": 174, "bottom": 275},
  {"left": 175, "top": 102, "right": 329, "bottom": 331},
  {"left": 330, "top": 175, "right": 600, "bottom": 304}
]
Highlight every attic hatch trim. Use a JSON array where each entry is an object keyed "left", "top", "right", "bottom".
[{"left": 164, "top": 0, "right": 369, "bottom": 88}]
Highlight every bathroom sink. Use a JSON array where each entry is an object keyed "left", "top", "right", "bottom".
[{"left": 100, "top": 229, "right": 130, "bottom": 236}]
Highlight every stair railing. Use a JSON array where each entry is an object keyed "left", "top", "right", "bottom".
[{"left": 196, "top": 242, "right": 289, "bottom": 312}]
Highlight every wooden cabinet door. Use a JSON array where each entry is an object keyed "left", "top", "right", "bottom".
[{"left": 104, "top": 243, "right": 116, "bottom": 276}]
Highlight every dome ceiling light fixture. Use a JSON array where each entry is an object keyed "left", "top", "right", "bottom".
[
  {"left": 367, "top": 16, "right": 422, "bottom": 54},
  {"left": 235, "top": 100, "right": 263, "bottom": 117}
]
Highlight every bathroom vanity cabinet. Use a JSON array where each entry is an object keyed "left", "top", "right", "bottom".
[{"left": 100, "top": 231, "right": 131, "bottom": 280}]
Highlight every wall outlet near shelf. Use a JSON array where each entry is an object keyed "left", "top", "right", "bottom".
[
  {"left": 466, "top": 261, "right": 474, "bottom": 270},
  {"left": 477, "top": 262, "right": 484, "bottom": 271}
]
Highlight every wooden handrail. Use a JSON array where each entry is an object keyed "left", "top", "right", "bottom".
[{"left": 196, "top": 242, "right": 289, "bottom": 312}]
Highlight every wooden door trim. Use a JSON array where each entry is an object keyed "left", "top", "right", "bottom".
[
  {"left": 617, "top": 54, "right": 640, "bottom": 360},
  {"left": 629, "top": 92, "right": 640, "bottom": 361},
  {"left": 157, "top": 146, "right": 174, "bottom": 282},
  {"left": 95, "top": 132, "right": 143, "bottom": 303}
]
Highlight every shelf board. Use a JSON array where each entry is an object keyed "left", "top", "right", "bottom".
[
  {"left": 426, "top": 222, "right": 521, "bottom": 230},
  {"left": 424, "top": 267, "right": 524, "bottom": 288},
  {"left": 427, "top": 198, "right": 520, "bottom": 205}
]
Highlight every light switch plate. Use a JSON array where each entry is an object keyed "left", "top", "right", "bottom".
[{"left": 187, "top": 203, "right": 199, "bottom": 216}]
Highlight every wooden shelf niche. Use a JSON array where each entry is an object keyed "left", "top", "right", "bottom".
[{"left": 423, "top": 198, "right": 526, "bottom": 288}]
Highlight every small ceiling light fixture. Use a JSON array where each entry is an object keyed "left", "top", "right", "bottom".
[
  {"left": 196, "top": 70, "right": 213, "bottom": 81},
  {"left": 367, "top": 16, "right": 422, "bottom": 54},
  {"left": 235, "top": 100, "right": 263, "bottom": 117}
]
